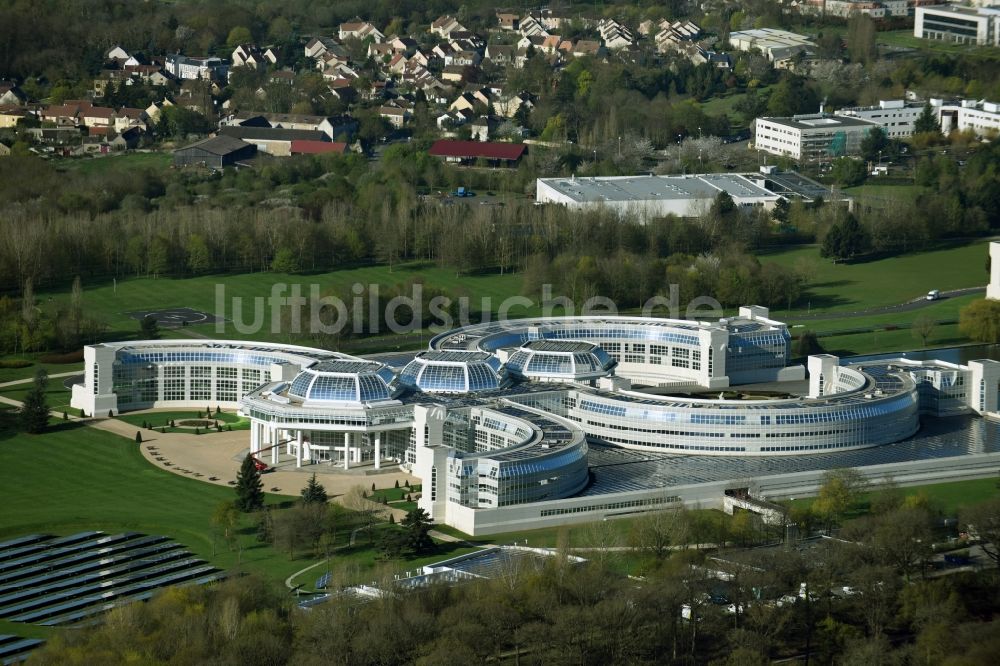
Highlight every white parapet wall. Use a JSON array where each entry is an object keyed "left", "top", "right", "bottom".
[{"left": 988, "top": 241, "right": 1000, "bottom": 301}]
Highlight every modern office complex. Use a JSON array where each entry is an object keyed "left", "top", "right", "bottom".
[
  {"left": 535, "top": 174, "right": 782, "bottom": 219},
  {"left": 754, "top": 114, "right": 881, "bottom": 161},
  {"left": 834, "top": 98, "right": 1000, "bottom": 139},
  {"left": 914, "top": 4, "right": 1000, "bottom": 46},
  {"left": 834, "top": 100, "right": 925, "bottom": 139},
  {"left": 72, "top": 296, "right": 1000, "bottom": 535}
]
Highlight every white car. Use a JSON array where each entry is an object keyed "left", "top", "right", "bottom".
[{"left": 926, "top": 290, "right": 940, "bottom": 301}]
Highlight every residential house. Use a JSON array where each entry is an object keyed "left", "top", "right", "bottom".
[
  {"left": 145, "top": 99, "right": 173, "bottom": 123},
  {"left": 518, "top": 16, "right": 548, "bottom": 37},
  {"left": 388, "top": 53, "right": 409, "bottom": 75},
  {"left": 113, "top": 107, "right": 148, "bottom": 132},
  {"left": 442, "top": 65, "right": 469, "bottom": 84},
  {"left": 388, "top": 36, "right": 419, "bottom": 54},
  {"left": 232, "top": 44, "right": 279, "bottom": 68},
  {"left": 223, "top": 111, "right": 357, "bottom": 140},
  {"left": 378, "top": 99, "right": 413, "bottom": 128},
  {"left": 493, "top": 92, "right": 533, "bottom": 119},
  {"left": 0, "top": 83, "right": 26, "bottom": 106},
  {"left": 497, "top": 13, "right": 520, "bottom": 31},
  {"left": 444, "top": 50, "right": 481, "bottom": 67},
  {"left": 598, "top": 19, "right": 635, "bottom": 50},
  {"left": 40, "top": 103, "right": 82, "bottom": 127},
  {"left": 107, "top": 45, "right": 131, "bottom": 62},
  {"left": 436, "top": 108, "right": 475, "bottom": 130},
  {"left": 0, "top": 106, "right": 29, "bottom": 128},
  {"left": 269, "top": 70, "right": 296, "bottom": 85},
  {"left": 571, "top": 40, "right": 605, "bottom": 58},
  {"left": 305, "top": 37, "right": 344, "bottom": 61},
  {"left": 470, "top": 116, "right": 499, "bottom": 141},
  {"left": 339, "top": 19, "right": 384, "bottom": 43},
  {"left": 111, "top": 126, "right": 142, "bottom": 150},
  {"left": 166, "top": 54, "right": 228, "bottom": 80},
  {"left": 430, "top": 15, "right": 467, "bottom": 38},
  {"left": 327, "top": 78, "right": 357, "bottom": 103},
  {"left": 0, "top": 142, "right": 10, "bottom": 157},
  {"left": 368, "top": 42, "right": 394, "bottom": 61},
  {"left": 484, "top": 45, "right": 515, "bottom": 66}
]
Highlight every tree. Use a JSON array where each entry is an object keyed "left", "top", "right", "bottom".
[
  {"left": 846, "top": 15, "right": 877, "bottom": 65},
  {"left": 961, "top": 495, "right": 1000, "bottom": 565},
  {"left": 211, "top": 501, "right": 241, "bottom": 554},
  {"left": 912, "top": 313, "right": 936, "bottom": 347},
  {"left": 813, "top": 468, "right": 867, "bottom": 529},
  {"left": 235, "top": 454, "right": 265, "bottom": 512},
  {"left": 301, "top": 474, "right": 328, "bottom": 505},
  {"left": 226, "top": 26, "right": 253, "bottom": 50},
  {"left": 19, "top": 368, "right": 49, "bottom": 434},
  {"left": 914, "top": 102, "right": 940, "bottom": 135},
  {"left": 400, "top": 507, "right": 435, "bottom": 555},
  {"left": 860, "top": 127, "right": 888, "bottom": 163},
  {"left": 959, "top": 299, "right": 1000, "bottom": 343},
  {"left": 821, "top": 213, "right": 870, "bottom": 259},
  {"left": 830, "top": 157, "right": 867, "bottom": 187},
  {"left": 135, "top": 431, "right": 142, "bottom": 444},
  {"left": 139, "top": 314, "right": 160, "bottom": 340},
  {"left": 794, "top": 330, "right": 824, "bottom": 357},
  {"left": 186, "top": 234, "right": 211, "bottom": 275},
  {"left": 270, "top": 247, "right": 300, "bottom": 273}
]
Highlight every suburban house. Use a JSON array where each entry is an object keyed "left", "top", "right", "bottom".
[
  {"left": 339, "top": 19, "right": 385, "bottom": 43},
  {"left": 165, "top": 54, "right": 228, "bottom": 80},
  {"left": 430, "top": 15, "right": 467, "bottom": 38},
  {"left": 222, "top": 112, "right": 357, "bottom": 140},
  {"left": 305, "top": 37, "right": 345, "bottom": 61},
  {"left": 0, "top": 83, "right": 27, "bottom": 106},
  {"left": 231, "top": 44, "right": 280, "bottom": 68},
  {"left": 497, "top": 13, "right": 520, "bottom": 31},
  {"left": 378, "top": 100, "right": 412, "bottom": 129},
  {"left": 0, "top": 106, "right": 29, "bottom": 128}
]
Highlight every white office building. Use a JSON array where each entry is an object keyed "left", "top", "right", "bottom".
[
  {"left": 754, "top": 114, "right": 881, "bottom": 161},
  {"left": 535, "top": 173, "right": 782, "bottom": 219},
  {"left": 835, "top": 100, "right": 925, "bottom": 138},
  {"left": 989, "top": 241, "right": 1000, "bottom": 300},
  {"left": 937, "top": 98, "right": 1000, "bottom": 136},
  {"left": 728, "top": 28, "right": 815, "bottom": 62},
  {"left": 915, "top": 5, "right": 1000, "bottom": 46}
]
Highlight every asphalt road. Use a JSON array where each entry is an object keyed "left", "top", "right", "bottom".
[{"left": 790, "top": 286, "right": 985, "bottom": 321}]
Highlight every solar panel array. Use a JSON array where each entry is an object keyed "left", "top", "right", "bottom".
[
  {"left": 0, "top": 531, "right": 225, "bottom": 634},
  {"left": 0, "top": 634, "right": 43, "bottom": 665}
]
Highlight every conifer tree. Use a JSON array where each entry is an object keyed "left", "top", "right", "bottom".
[
  {"left": 235, "top": 454, "right": 265, "bottom": 512},
  {"left": 300, "top": 473, "right": 329, "bottom": 505},
  {"left": 19, "top": 368, "right": 49, "bottom": 434}
]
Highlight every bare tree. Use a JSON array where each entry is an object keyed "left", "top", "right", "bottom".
[{"left": 912, "top": 313, "right": 936, "bottom": 347}]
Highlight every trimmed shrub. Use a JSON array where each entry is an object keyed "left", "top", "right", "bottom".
[
  {"left": 39, "top": 350, "right": 84, "bottom": 364},
  {"left": 135, "top": 431, "right": 142, "bottom": 444},
  {"left": 0, "top": 359, "right": 32, "bottom": 369}
]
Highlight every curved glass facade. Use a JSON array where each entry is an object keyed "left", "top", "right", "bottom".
[
  {"left": 287, "top": 360, "right": 398, "bottom": 405},
  {"left": 398, "top": 351, "right": 509, "bottom": 394}
]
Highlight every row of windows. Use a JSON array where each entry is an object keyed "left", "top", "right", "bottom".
[{"left": 540, "top": 495, "right": 681, "bottom": 517}]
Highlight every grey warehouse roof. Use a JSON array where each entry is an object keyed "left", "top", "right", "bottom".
[
  {"left": 173, "top": 135, "right": 252, "bottom": 156},
  {"left": 758, "top": 114, "right": 881, "bottom": 131},
  {"left": 537, "top": 173, "right": 777, "bottom": 204}
]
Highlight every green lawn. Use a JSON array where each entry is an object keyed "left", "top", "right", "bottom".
[
  {"left": 790, "top": 476, "right": 1000, "bottom": 517},
  {"left": 116, "top": 409, "right": 250, "bottom": 432},
  {"left": 0, "top": 385, "right": 73, "bottom": 412},
  {"left": 842, "top": 183, "right": 926, "bottom": 199},
  {"left": 0, "top": 360, "right": 83, "bottom": 385},
  {"left": 876, "top": 30, "right": 1000, "bottom": 59},
  {"left": 760, "top": 242, "right": 992, "bottom": 317},
  {"left": 35, "top": 262, "right": 527, "bottom": 349},
  {"left": 59, "top": 151, "right": 172, "bottom": 175}
]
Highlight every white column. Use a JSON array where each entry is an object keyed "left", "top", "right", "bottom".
[
  {"left": 271, "top": 427, "right": 278, "bottom": 464},
  {"left": 250, "top": 423, "right": 259, "bottom": 455},
  {"left": 374, "top": 433, "right": 381, "bottom": 471},
  {"left": 295, "top": 431, "right": 302, "bottom": 468},
  {"left": 343, "top": 432, "right": 351, "bottom": 470}
]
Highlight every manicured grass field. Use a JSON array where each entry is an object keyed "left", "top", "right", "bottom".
[
  {"left": 789, "top": 476, "right": 1000, "bottom": 517},
  {"left": 115, "top": 409, "right": 250, "bottom": 433},
  {"left": 760, "top": 242, "right": 992, "bottom": 316},
  {"left": 35, "top": 262, "right": 527, "bottom": 348},
  {"left": 0, "top": 361, "right": 82, "bottom": 385},
  {"left": 0, "top": 385, "right": 73, "bottom": 413},
  {"left": 842, "top": 183, "right": 927, "bottom": 199}
]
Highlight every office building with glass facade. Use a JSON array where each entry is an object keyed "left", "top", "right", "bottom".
[{"left": 72, "top": 305, "right": 1000, "bottom": 535}]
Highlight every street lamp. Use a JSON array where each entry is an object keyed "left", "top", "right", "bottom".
[{"left": 698, "top": 126, "right": 703, "bottom": 138}]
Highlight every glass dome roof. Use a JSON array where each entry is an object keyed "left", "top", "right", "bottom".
[
  {"left": 287, "top": 360, "right": 398, "bottom": 404},
  {"left": 398, "top": 351, "right": 509, "bottom": 394},
  {"left": 506, "top": 340, "right": 615, "bottom": 382}
]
